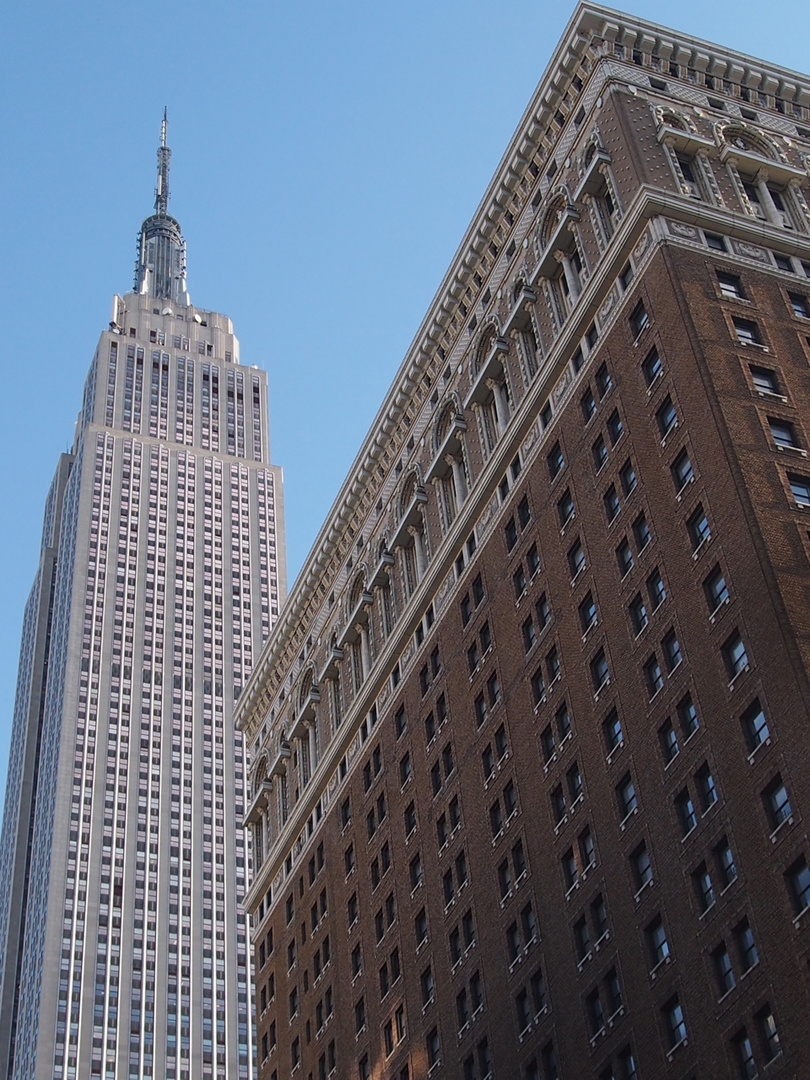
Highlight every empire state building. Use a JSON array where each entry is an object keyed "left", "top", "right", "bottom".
[{"left": 0, "top": 115, "right": 286, "bottom": 1080}]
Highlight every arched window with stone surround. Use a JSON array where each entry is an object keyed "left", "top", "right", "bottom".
[
  {"left": 464, "top": 323, "right": 512, "bottom": 457},
  {"left": 428, "top": 397, "right": 469, "bottom": 528},
  {"left": 372, "top": 539, "right": 396, "bottom": 639},
  {"left": 535, "top": 188, "right": 588, "bottom": 324},
  {"left": 719, "top": 124, "right": 805, "bottom": 230},
  {"left": 392, "top": 470, "right": 429, "bottom": 598},
  {"left": 346, "top": 571, "right": 372, "bottom": 694}
]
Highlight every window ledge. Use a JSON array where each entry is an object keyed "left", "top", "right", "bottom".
[
  {"left": 775, "top": 444, "right": 807, "bottom": 456},
  {"left": 769, "top": 815, "right": 794, "bottom": 842},
  {"left": 633, "top": 877, "right": 654, "bottom": 904},
  {"left": 577, "top": 951, "right": 593, "bottom": 972},
  {"left": 650, "top": 953, "right": 672, "bottom": 980},
  {"left": 666, "top": 1036, "right": 688, "bottom": 1062},
  {"left": 620, "top": 805, "right": 639, "bottom": 831},
  {"left": 607, "top": 740, "right": 624, "bottom": 765},
  {"left": 747, "top": 736, "right": 771, "bottom": 764},
  {"left": 728, "top": 663, "right": 751, "bottom": 690}
]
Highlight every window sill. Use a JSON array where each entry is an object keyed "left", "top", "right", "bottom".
[
  {"left": 775, "top": 444, "right": 807, "bottom": 457},
  {"left": 666, "top": 1036, "right": 688, "bottom": 1062},
  {"left": 650, "top": 953, "right": 672, "bottom": 980},
  {"left": 620, "top": 805, "right": 639, "bottom": 831},
  {"left": 769, "top": 815, "right": 794, "bottom": 842},
  {"left": 747, "top": 736, "right": 771, "bottom": 764},
  {"left": 633, "top": 877, "right": 653, "bottom": 904},
  {"left": 606, "top": 739, "right": 624, "bottom": 765},
  {"left": 577, "top": 951, "right": 593, "bottom": 972}
]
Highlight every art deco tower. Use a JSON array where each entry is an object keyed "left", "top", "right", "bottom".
[{"left": 0, "top": 115, "right": 286, "bottom": 1080}]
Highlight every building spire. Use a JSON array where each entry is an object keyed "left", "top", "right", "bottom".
[
  {"left": 134, "top": 109, "right": 189, "bottom": 306},
  {"left": 155, "top": 106, "right": 171, "bottom": 216}
]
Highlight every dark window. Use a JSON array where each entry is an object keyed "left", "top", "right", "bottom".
[
  {"left": 717, "top": 271, "right": 744, "bottom": 298},
  {"left": 607, "top": 409, "right": 623, "bottom": 445},
  {"left": 741, "top": 698, "right": 769, "bottom": 751},
  {"left": 733, "top": 317, "right": 762, "bottom": 346},
  {"left": 558, "top": 488, "right": 575, "bottom": 527},
  {"left": 704, "top": 565, "right": 729, "bottom": 611},
  {"left": 630, "top": 301, "right": 649, "bottom": 337},
  {"left": 644, "top": 654, "right": 663, "bottom": 697},
  {"left": 547, "top": 442, "right": 564, "bottom": 479},
  {"left": 786, "top": 856, "right": 810, "bottom": 914},
  {"left": 604, "top": 485, "right": 620, "bottom": 521},
  {"left": 568, "top": 538, "right": 586, "bottom": 578},
  {"left": 642, "top": 347, "right": 662, "bottom": 386},
  {"left": 593, "top": 435, "right": 608, "bottom": 471},
  {"left": 657, "top": 396, "right": 677, "bottom": 437},
  {"left": 763, "top": 774, "right": 792, "bottom": 829},
  {"left": 579, "top": 591, "right": 597, "bottom": 632},
  {"left": 620, "top": 458, "right": 637, "bottom": 495},
  {"left": 769, "top": 418, "right": 799, "bottom": 449},
  {"left": 603, "top": 708, "right": 622, "bottom": 752},
  {"left": 581, "top": 388, "right": 596, "bottom": 421},
  {"left": 596, "top": 363, "right": 612, "bottom": 398},
  {"left": 750, "top": 364, "right": 778, "bottom": 394},
  {"left": 617, "top": 538, "right": 634, "bottom": 575},
  {"left": 671, "top": 448, "right": 694, "bottom": 490},
  {"left": 687, "top": 504, "right": 710, "bottom": 549}
]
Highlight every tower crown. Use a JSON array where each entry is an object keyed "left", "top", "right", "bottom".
[{"left": 134, "top": 108, "right": 190, "bottom": 306}]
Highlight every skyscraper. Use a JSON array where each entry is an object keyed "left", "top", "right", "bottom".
[
  {"left": 236, "top": 5, "right": 810, "bottom": 1079},
  {"left": 0, "top": 115, "right": 286, "bottom": 1080}
]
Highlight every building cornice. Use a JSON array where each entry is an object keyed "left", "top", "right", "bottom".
[{"left": 235, "top": 3, "right": 810, "bottom": 737}]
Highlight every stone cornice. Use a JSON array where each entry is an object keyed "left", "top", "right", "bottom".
[{"left": 235, "top": 3, "right": 810, "bottom": 737}]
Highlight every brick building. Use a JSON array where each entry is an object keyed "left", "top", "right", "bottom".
[{"left": 236, "top": 5, "right": 810, "bottom": 1078}]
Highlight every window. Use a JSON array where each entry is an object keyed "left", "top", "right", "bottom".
[
  {"left": 344, "top": 844, "right": 355, "bottom": 876},
  {"left": 354, "top": 996, "right": 366, "bottom": 1034},
  {"left": 688, "top": 504, "right": 710, "bottom": 549},
  {"left": 591, "top": 649, "right": 609, "bottom": 692},
  {"left": 663, "top": 629, "right": 682, "bottom": 672},
  {"left": 415, "top": 908, "right": 428, "bottom": 946},
  {"left": 574, "top": 914, "right": 590, "bottom": 961},
  {"left": 619, "top": 458, "right": 637, "bottom": 495},
  {"left": 579, "top": 827, "right": 595, "bottom": 869},
  {"left": 547, "top": 647, "right": 561, "bottom": 684},
  {"left": 568, "top": 538, "right": 586, "bottom": 578},
  {"left": 426, "top": 1028, "right": 440, "bottom": 1070},
  {"left": 763, "top": 774, "right": 791, "bottom": 829},
  {"left": 400, "top": 752, "right": 412, "bottom": 786},
  {"left": 591, "top": 894, "right": 608, "bottom": 942},
  {"left": 715, "top": 838, "right": 737, "bottom": 888},
  {"left": 518, "top": 495, "right": 531, "bottom": 528},
  {"left": 513, "top": 564, "right": 527, "bottom": 599},
  {"left": 789, "top": 292, "right": 810, "bottom": 318},
  {"left": 474, "top": 692, "right": 487, "bottom": 726},
  {"left": 617, "top": 538, "right": 634, "bottom": 576},
  {"left": 633, "top": 513, "right": 650, "bottom": 551},
  {"left": 604, "top": 485, "right": 621, "bottom": 522},
  {"left": 617, "top": 774, "right": 637, "bottom": 818},
  {"left": 460, "top": 593, "right": 472, "bottom": 626},
  {"left": 734, "top": 918, "right": 758, "bottom": 972},
  {"left": 769, "top": 418, "right": 799, "bottom": 449},
  {"left": 678, "top": 692, "right": 699, "bottom": 737},
  {"left": 741, "top": 698, "right": 769, "bottom": 752},
  {"left": 523, "top": 616, "right": 536, "bottom": 652},
  {"left": 695, "top": 763, "right": 717, "bottom": 811},
  {"left": 603, "top": 709, "right": 623, "bottom": 753},
  {"left": 694, "top": 861, "right": 715, "bottom": 912},
  {"left": 581, "top": 388, "right": 596, "bottom": 421},
  {"left": 646, "top": 915, "right": 670, "bottom": 967},
  {"left": 630, "top": 593, "right": 648, "bottom": 634},
  {"left": 630, "top": 300, "right": 649, "bottom": 337},
  {"left": 647, "top": 568, "right": 666, "bottom": 609},
  {"left": 663, "top": 996, "right": 687, "bottom": 1050},
  {"left": 557, "top": 488, "right": 575, "bottom": 527},
  {"left": 541, "top": 725, "right": 556, "bottom": 764},
  {"left": 490, "top": 799, "right": 503, "bottom": 838},
  {"left": 675, "top": 788, "right": 697, "bottom": 835},
  {"left": 480, "top": 622, "right": 492, "bottom": 653},
  {"left": 631, "top": 842, "right": 652, "bottom": 891},
  {"left": 659, "top": 720, "right": 679, "bottom": 763},
  {"left": 642, "top": 347, "right": 662, "bottom": 386},
  {"left": 548, "top": 442, "right": 564, "bottom": 479},
  {"left": 607, "top": 409, "right": 623, "bottom": 445},
  {"left": 671, "top": 448, "right": 694, "bottom": 490},
  {"left": 567, "top": 761, "right": 583, "bottom": 804},
  {"left": 562, "top": 847, "right": 578, "bottom": 890},
  {"left": 540, "top": 596, "right": 552, "bottom": 630},
  {"left": 717, "top": 271, "right": 744, "bottom": 298},
  {"left": 656, "top": 396, "right": 677, "bottom": 438},
  {"left": 644, "top": 654, "right": 663, "bottom": 698},
  {"left": 713, "top": 943, "right": 735, "bottom": 994},
  {"left": 593, "top": 435, "right": 608, "bottom": 471},
  {"left": 341, "top": 797, "right": 352, "bottom": 828},
  {"left": 579, "top": 592, "right": 597, "bottom": 633},
  {"left": 527, "top": 543, "right": 541, "bottom": 576},
  {"left": 587, "top": 988, "right": 605, "bottom": 1036},
  {"left": 487, "top": 672, "right": 500, "bottom": 706},
  {"left": 420, "top": 965, "right": 434, "bottom": 1006},
  {"left": 596, "top": 363, "right": 612, "bottom": 398},
  {"left": 789, "top": 474, "right": 810, "bottom": 507},
  {"left": 495, "top": 724, "right": 508, "bottom": 759},
  {"left": 504, "top": 779, "right": 517, "bottom": 819},
  {"left": 733, "top": 317, "right": 762, "bottom": 346},
  {"left": 506, "top": 921, "right": 521, "bottom": 963},
  {"left": 348, "top": 891, "right": 359, "bottom": 924},
  {"left": 467, "top": 641, "right": 479, "bottom": 674},
  {"left": 756, "top": 1006, "right": 781, "bottom": 1062},
  {"left": 404, "top": 801, "right": 417, "bottom": 836},
  {"left": 505, "top": 517, "right": 518, "bottom": 551},
  {"left": 472, "top": 574, "right": 484, "bottom": 605},
  {"left": 704, "top": 565, "right": 729, "bottom": 611},
  {"left": 723, "top": 631, "right": 749, "bottom": 679},
  {"left": 750, "top": 364, "right": 779, "bottom": 394}
]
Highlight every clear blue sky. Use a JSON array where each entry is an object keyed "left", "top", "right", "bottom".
[{"left": 1, "top": 0, "right": 807, "bottom": 801}]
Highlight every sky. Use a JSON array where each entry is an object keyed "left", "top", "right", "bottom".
[{"left": 1, "top": 0, "right": 808, "bottom": 803}]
